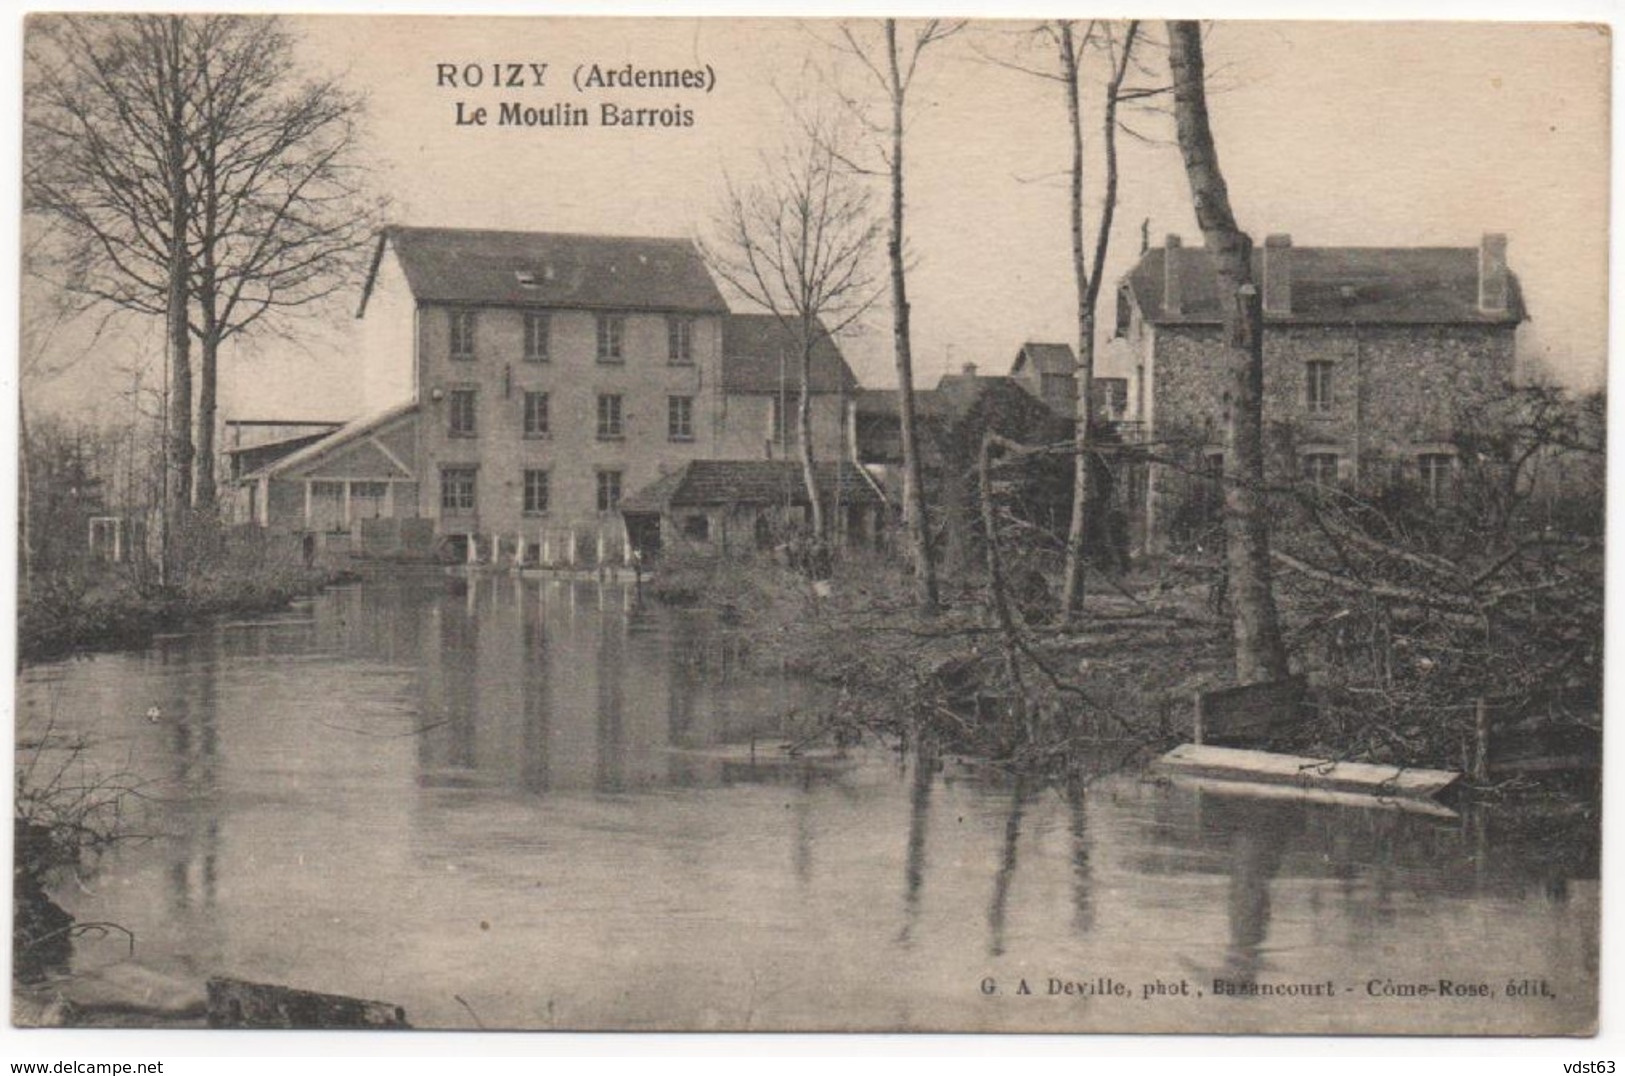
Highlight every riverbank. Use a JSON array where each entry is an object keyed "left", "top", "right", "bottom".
[
  {"left": 647, "top": 549, "right": 1601, "bottom": 804},
  {"left": 17, "top": 562, "right": 348, "bottom": 665}
]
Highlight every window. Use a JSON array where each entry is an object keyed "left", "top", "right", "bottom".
[
  {"left": 448, "top": 388, "right": 477, "bottom": 437},
  {"left": 449, "top": 309, "right": 477, "bottom": 360},
  {"left": 310, "top": 481, "right": 346, "bottom": 533},
  {"left": 1419, "top": 453, "right": 1455, "bottom": 505},
  {"left": 440, "top": 467, "right": 477, "bottom": 515},
  {"left": 667, "top": 316, "right": 694, "bottom": 365},
  {"left": 668, "top": 395, "right": 694, "bottom": 441},
  {"left": 1302, "top": 453, "right": 1339, "bottom": 487},
  {"left": 1198, "top": 451, "right": 1225, "bottom": 523},
  {"left": 523, "top": 391, "right": 550, "bottom": 438},
  {"left": 682, "top": 514, "right": 710, "bottom": 541},
  {"left": 597, "top": 394, "right": 624, "bottom": 439},
  {"left": 523, "top": 469, "right": 550, "bottom": 515},
  {"left": 769, "top": 395, "right": 790, "bottom": 446},
  {"left": 597, "top": 470, "right": 623, "bottom": 513},
  {"left": 1305, "top": 360, "right": 1333, "bottom": 414},
  {"left": 350, "top": 481, "right": 388, "bottom": 522},
  {"left": 596, "top": 314, "right": 625, "bottom": 363},
  {"left": 524, "top": 312, "right": 550, "bottom": 362}
]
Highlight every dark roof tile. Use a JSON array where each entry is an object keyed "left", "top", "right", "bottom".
[
  {"left": 621, "top": 460, "right": 884, "bottom": 512},
  {"left": 366, "top": 226, "right": 728, "bottom": 313},
  {"left": 721, "top": 314, "right": 857, "bottom": 394},
  {"left": 1127, "top": 245, "right": 1525, "bottom": 325}
]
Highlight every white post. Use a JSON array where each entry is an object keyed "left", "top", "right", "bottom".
[
  {"left": 542, "top": 533, "right": 552, "bottom": 566},
  {"left": 466, "top": 533, "right": 478, "bottom": 564},
  {"left": 515, "top": 534, "right": 527, "bottom": 569},
  {"left": 596, "top": 528, "right": 606, "bottom": 568},
  {"left": 568, "top": 528, "right": 578, "bottom": 566}
]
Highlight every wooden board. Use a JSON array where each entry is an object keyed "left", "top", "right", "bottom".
[
  {"left": 1165, "top": 774, "right": 1460, "bottom": 818},
  {"left": 206, "top": 977, "right": 410, "bottom": 1030},
  {"left": 1194, "top": 675, "right": 1306, "bottom": 746},
  {"left": 1153, "top": 743, "right": 1459, "bottom": 802}
]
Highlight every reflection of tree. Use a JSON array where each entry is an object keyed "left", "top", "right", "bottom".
[
  {"left": 520, "top": 584, "right": 552, "bottom": 795},
  {"left": 1203, "top": 794, "right": 1299, "bottom": 986},
  {"left": 987, "top": 777, "right": 1030, "bottom": 957},
  {"left": 896, "top": 741, "right": 935, "bottom": 945},
  {"left": 1066, "top": 776, "right": 1094, "bottom": 935}
]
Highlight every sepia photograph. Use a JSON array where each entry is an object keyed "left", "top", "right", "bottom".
[{"left": 10, "top": 10, "right": 1609, "bottom": 1041}]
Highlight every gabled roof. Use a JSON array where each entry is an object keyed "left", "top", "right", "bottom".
[
  {"left": 241, "top": 400, "right": 419, "bottom": 482},
  {"left": 721, "top": 314, "right": 858, "bottom": 394},
  {"left": 854, "top": 374, "right": 1069, "bottom": 424},
  {"left": 620, "top": 460, "right": 884, "bottom": 513},
  {"left": 1011, "top": 342, "right": 1077, "bottom": 377},
  {"left": 360, "top": 226, "right": 729, "bottom": 315},
  {"left": 1126, "top": 245, "right": 1526, "bottom": 325}
]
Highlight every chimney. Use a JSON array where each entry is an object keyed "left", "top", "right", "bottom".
[
  {"left": 1164, "top": 234, "right": 1183, "bottom": 317},
  {"left": 1478, "top": 232, "right": 1508, "bottom": 314},
  {"left": 1263, "top": 234, "right": 1293, "bottom": 315},
  {"left": 961, "top": 362, "right": 977, "bottom": 378}
]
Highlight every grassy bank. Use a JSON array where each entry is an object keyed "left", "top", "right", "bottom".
[{"left": 18, "top": 558, "right": 337, "bottom": 665}]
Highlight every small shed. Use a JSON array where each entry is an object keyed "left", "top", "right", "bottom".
[{"left": 620, "top": 459, "right": 888, "bottom": 560}]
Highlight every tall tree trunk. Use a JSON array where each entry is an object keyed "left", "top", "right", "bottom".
[
  {"left": 797, "top": 318, "right": 823, "bottom": 539},
  {"left": 19, "top": 398, "right": 33, "bottom": 598},
  {"left": 161, "top": 18, "right": 193, "bottom": 531},
  {"left": 1059, "top": 21, "right": 1094, "bottom": 618},
  {"left": 885, "top": 18, "right": 939, "bottom": 613},
  {"left": 1166, "top": 21, "right": 1289, "bottom": 684},
  {"left": 196, "top": 328, "right": 218, "bottom": 509}
]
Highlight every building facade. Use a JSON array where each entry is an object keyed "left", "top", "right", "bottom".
[
  {"left": 1118, "top": 233, "right": 1523, "bottom": 549},
  {"left": 236, "top": 227, "right": 861, "bottom": 564}
]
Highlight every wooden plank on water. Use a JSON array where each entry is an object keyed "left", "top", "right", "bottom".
[
  {"left": 1165, "top": 774, "right": 1460, "bottom": 818},
  {"left": 206, "top": 977, "right": 410, "bottom": 1030},
  {"left": 1193, "top": 675, "right": 1305, "bottom": 746},
  {"left": 1152, "top": 743, "right": 1459, "bottom": 801}
]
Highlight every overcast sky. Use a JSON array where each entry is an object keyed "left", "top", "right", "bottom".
[{"left": 21, "top": 17, "right": 1610, "bottom": 425}]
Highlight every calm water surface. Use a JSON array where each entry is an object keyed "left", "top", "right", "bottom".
[{"left": 16, "top": 576, "right": 1598, "bottom": 1033}]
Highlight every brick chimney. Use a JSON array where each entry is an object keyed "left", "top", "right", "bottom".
[
  {"left": 961, "top": 362, "right": 977, "bottom": 378},
  {"left": 1164, "top": 234, "right": 1183, "bottom": 317},
  {"left": 1263, "top": 233, "right": 1293, "bottom": 315},
  {"left": 1478, "top": 232, "right": 1509, "bottom": 314}
]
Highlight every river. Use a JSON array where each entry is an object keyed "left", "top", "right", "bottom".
[{"left": 15, "top": 574, "right": 1599, "bottom": 1033}]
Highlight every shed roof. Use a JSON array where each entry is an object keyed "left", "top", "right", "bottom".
[
  {"left": 621, "top": 460, "right": 885, "bottom": 513},
  {"left": 1126, "top": 245, "right": 1526, "bottom": 325},
  {"left": 240, "top": 400, "right": 419, "bottom": 482},
  {"left": 1011, "top": 342, "right": 1077, "bottom": 377},
  {"left": 721, "top": 314, "right": 858, "bottom": 394},
  {"left": 361, "top": 226, "right": 729, "bottom": 315}
]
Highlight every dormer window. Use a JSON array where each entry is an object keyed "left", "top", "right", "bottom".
[{"left": 515, "top": 270, "right": 538, "bottom": 287}]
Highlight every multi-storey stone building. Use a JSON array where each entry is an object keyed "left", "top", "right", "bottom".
[
  {"left": 1116, "top": 233, "right": 1524, "bottom": 548},
  {"left": 234, "top": 226, "right": 863, "bottom": 563}
]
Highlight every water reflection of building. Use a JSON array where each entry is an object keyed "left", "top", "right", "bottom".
[{"left": 409, "top": 576, "right": 822, "bottom": 796}]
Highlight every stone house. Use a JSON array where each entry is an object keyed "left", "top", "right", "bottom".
[
  {"left": 233, "top": 227, "right": 860, "bottom": 564},
  {"left": 1117, "top": 233, "right": 1524, "bottom": 549}
]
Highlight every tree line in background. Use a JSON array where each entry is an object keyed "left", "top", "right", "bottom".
[{"left": 23, "top": 13, "right": 381, "bottom": 584}]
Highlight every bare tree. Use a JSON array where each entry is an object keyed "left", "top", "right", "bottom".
[
  {"left": 979, "top": 20, "right": 1141, "bottom": 619},
  {"left": 704, "top": 116, "right": 883, "bottom": 541},
  {"left": 25, "top": 14, "right": 379, "bottom": 512},
  {"left": 1165, "top": 21, "right": 1290, "bottom": 683},
  {"left": 826, "top": 18, "right": 965, "bottom": 613}
]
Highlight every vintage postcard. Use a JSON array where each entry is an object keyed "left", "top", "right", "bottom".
[{"left": 12, "top": 13, "right": 1607, "bottom": 1038}]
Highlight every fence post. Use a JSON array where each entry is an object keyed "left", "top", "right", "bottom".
[{"left": 1473, "top": 697, "right": 1491, "bottom": 783}]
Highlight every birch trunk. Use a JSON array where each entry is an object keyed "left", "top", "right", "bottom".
[{"left": 1166, "top": 20, "right": 1290, "bottom": 684}]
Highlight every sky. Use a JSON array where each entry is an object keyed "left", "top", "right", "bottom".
[{"left": 20, "top": 16, "right": 1612, "bottom": 425}]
